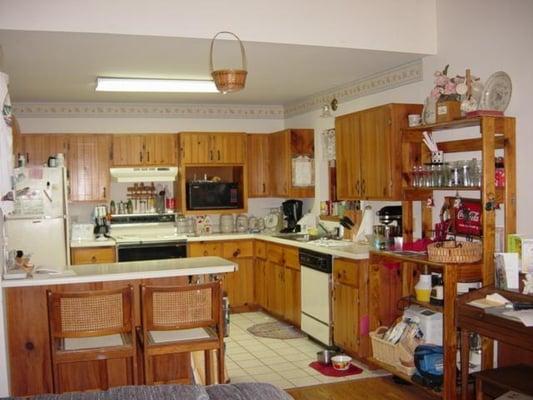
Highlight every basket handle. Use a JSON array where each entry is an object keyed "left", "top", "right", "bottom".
[{"left": 209, "top": 31, "right": 247, "bottom": 73}]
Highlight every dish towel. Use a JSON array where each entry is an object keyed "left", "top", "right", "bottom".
[{"left": 354, "top": 205, "right": 374, "bottom": 243}]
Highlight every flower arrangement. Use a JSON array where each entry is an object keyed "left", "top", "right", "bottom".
[{"left": 431, "top": 65, "right": 465, "bottom": 102}]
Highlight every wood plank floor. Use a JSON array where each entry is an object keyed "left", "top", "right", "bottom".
[{"left": 286, "top": 376, "right": 436, "bottom": 400}]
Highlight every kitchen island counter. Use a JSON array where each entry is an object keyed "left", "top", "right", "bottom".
[{"left": 1, "top": 256, "right": 237, "bottom": 288}]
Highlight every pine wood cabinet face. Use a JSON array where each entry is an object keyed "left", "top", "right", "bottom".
[
  {"left": 21, "top": 134, "right": 68, "bottom": 166},
  {"left": 70, "top": 246, "right": 116, "bottom": 265},
  {"left": 112, "top": 135, "right": 145, "bottom": 166},
  {"left": 179, "top": 132, "right": 246, "bottom": 164},
  {"left": 68, "top": 135, "right": 111, "bottom": 202},
  {"left": 269, "top": 129, "right": 314, "bottom": 198},
  {"left": 333, "top": 282, "right": 359, "bottom": 354},
  {"left": 144, "top": 134, "right": 177, "bottom": 165},
  {"left": 254, "top": 258, "right": 268, "bottom": 309},
  {"left": 112, "top": 134, "right": 177, "bottom": 166},
  {"left": 335, "top": 103, "right": 422, "bottom": 200},
  {"left": 247, "top": 134, "right": 270, "bottom": 197},
  {"left": 269, "top": 262, "right": 285, "bottom": 317},
  {"left": 283, "top": 267, "right": 301, "bottom": 326},
  {"left": 335, "top": 114, "right": 361, "bottom": 199},
  {"left": 188, "top": 242, "right": 223, "bottom": 257}
]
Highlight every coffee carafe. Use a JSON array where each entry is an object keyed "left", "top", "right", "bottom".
[{"left": 280, "top": 199, "right": 303, "bottom": 233}]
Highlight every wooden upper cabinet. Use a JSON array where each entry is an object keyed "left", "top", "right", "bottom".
[
  {"left": 247, "top": 134, "right": 270, "bottom": 197},
  {"left": 112, "top": 135, "right": 144, "bottom": 166},
  {"left": 112, "top": 134, "right": 177, "bottom": 166},
  {"left": 335, "top": 113, "right": 361, "bottom": 199},
  {"left": 68, "top": 135, "right": 111, "bottom": 202},
  {"left": 335, "top": 103, "right": 422, "bottom": 200},
  {"left": 21, "top": 134, "right": 68, "bottom": 166},
  {"left": 144, "top": 134, "right": 177, "bottom": 165},
  {"left": 269, "top": 129, "right": 314, "bottom": 198},
  {"left": 179, "top": 132, "right": 246, "bottom": 164}
]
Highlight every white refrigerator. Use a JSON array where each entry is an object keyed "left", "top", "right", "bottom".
[{"left": 4, "top": 167, "right": 70, "bottom": 270}]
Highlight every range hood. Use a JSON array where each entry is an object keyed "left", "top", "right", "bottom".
[{"left": 110, "top": 167, "right": 178, "bottom": 182}]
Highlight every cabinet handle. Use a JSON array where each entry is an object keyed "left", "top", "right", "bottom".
[
  {"left": 140, "top": 151, "right": 143, "bottom": 162},
  {"left": 233, "top": 249, "right": 241, "bottom": 258},
  {"left": 103, "top": 187, "right": 106, "bottom": 198},
  {"left": 355, "top": 180, "right": 360, "bottom": 195},
  {"left": 361, "top": 179, "right": 366, "bottom": 196},
  {"left": 218, "top": 150, "right": 221, "bottom": 160},
  {"left": 210, "top": 150, "right": 213, "bottom": 160},
  {"left": 91, "top": 256, "right": 97, "bottom": 263},
  {"left": 26, "top": 153, "right": 29, "bottom": 163},
  {"left": 147, "top": 151, "right": 150, "bottom": 162},
  {"left": 263, "top": 183, "right": 266, "bottom": 193}
]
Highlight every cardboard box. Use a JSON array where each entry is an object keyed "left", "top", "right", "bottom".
[{"left": 521, "top": 239, "right": 533, "bottom": 273}]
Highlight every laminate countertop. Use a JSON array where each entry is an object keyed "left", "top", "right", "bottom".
[{"left": 1, "top": 256, "right": 236, "bottom": 288}]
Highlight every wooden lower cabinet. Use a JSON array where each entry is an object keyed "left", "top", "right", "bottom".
[
  {"left": 332, "top": 258, "right": 369, "bottom": 358},
  {"left": 188, "top": 240, "right": 254, "bottom": 309},
  {"left": 283, "top": 266, "right": 301, "bottom": 326},
  {"left": 5, "top": 276, "right": 189, "bottom": 396},
  {"left": 70, "top": 246, "right": 116, "bottom": 265}
]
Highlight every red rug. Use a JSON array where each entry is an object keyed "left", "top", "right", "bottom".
[{"left": 309, "top": 361, "right": 363, "bottom": 377}]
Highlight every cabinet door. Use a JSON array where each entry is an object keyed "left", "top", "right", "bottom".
[
  {"left": 247, "top": 134, "right": 270, "bottom": 197},
  {"left": 112, "top": 135, "right": 145, "bottom": 166},
  {"left": 284, "top": 267, "right": 301, "bottom": 326},
  {"left": 210, "top": 133, "right": 246, "bottom": 164},
  {"left": 335, "top": 114, "right": 362, "bottom": 199},
  {"left": 266, "top": 262, "right": 285, "bottom": 316},
  {"left": 144, "top": 134, "right": 177, "bottom": 165},
  {"left": 71, "top": 247, "right": 116, "bottom": 265},
  {"left": 254, "top": 259, "right": 267, "bottom": 309},
  {"left": 333, "top": 283, "right": 359, "bottom": 354},
  {"left": 227, "top": 258, "right": 254, "bottom": 308},
  {"left": 179, "top": 133, "right": 211, "bottom": 163},
  {"left": 188, "top": 242, "right": 223, "bottom": 257},
  {"left": 23, "top": 134, "right": 67, "bottom": 166},
  {"left": 359, "top": 106, "right": 392, "bottom": 199},
  {"left": 68, "top": 135, "right": 111, "bottom": 201},
  {"left": 269, "top": 131, "right": 289, "bottom": 197}
]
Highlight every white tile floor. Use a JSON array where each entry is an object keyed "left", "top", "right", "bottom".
[{"left": 225, "top": 311, "right": 387, "bottom": 389}]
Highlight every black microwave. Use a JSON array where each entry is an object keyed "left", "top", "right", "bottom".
[{"left": 186, "top": 182, "right": 241, "bottom": 210}]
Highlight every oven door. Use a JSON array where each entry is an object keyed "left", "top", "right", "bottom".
[{"left": 117, "top": 241, "right": 187, "bottom": 262}]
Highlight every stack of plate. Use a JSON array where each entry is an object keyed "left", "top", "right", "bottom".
[{"left": 220, "top": 214, "right": 234, "bottom": 233}]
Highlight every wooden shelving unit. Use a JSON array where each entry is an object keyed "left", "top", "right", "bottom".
[{"left": 367, "top": 116, "right": 516, "bottom": 400}]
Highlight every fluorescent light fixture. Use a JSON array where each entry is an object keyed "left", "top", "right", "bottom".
[{"left": 96, "top": 77, "right": 219, "bottom": 93}]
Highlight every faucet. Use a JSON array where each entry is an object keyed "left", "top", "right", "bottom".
[{"left": 317, "top": 222, "right": 343, "bottom": 240}]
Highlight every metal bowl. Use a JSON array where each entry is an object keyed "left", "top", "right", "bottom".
[{"left": 317, "top": 349, "right": 337, "bottom": 365}]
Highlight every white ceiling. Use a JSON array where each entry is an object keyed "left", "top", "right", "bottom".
[{"left": 0, "top": 30, "right": 424, "bottom": 106}]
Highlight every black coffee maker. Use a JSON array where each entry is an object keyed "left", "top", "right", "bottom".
[{"left": 280, "top": 199, "right": 303, "bottom": 233}]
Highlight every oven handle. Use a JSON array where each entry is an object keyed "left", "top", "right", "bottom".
[{"left": 117, "top": 241, "right": 187, "bottom": 249}]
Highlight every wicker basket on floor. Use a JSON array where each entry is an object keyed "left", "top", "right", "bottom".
[
  {"left": 427, "top": 240, "right": 482, "bottom": 263},
  {"left": 370, "top": 327, "right": 417, "bottom": 376}
]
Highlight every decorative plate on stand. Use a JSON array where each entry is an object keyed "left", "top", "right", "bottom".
[{"left": 479, "top": 71, "right": 512, "bottom": 112}]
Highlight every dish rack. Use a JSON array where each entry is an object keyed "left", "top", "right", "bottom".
[{"left": 370, "top": 327, "right": 417, "bottom": 376}]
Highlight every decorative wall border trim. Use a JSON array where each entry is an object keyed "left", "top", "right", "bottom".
[
  {"left": 12, "top": 103, "right": 285, "bottom": 120},
  {"left": 283, "top": 59, "right": 423, "bottom": 118},
  {"left": 13, "top": 59, "right": 423, "bottom": 120}
]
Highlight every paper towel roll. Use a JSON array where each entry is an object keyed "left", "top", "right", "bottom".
[{"left": 354, "top": 206, "right": 374, "bottom": 243}]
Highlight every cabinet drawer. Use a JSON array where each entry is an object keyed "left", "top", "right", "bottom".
[
  {"left": 333, "top": 259, "right": 359, "bottom": 287},
  {"left": 255, "top": 240, "right": 267, "bottom": 260},
  {"left": 284, "top": 246, "right": 300, "bottom": 270},
  {"left": 266, "top": 243, "right": 284, "bottom": 264},
  {"left": 223, "top": 240, "right": 253, "bottom": 259},
  {"left": 188, "top": 242, "right": 223, "bottom": 257},
  {"left": 71, "top": 247, "right": 116, "bottom": 265}
]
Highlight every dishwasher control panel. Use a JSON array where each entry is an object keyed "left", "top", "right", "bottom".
[{"left": 298, "top": 248, "right": 332, "bottom": 273}]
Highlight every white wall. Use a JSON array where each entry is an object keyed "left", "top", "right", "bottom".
[
  {"left": 286, "top": 0, "right": 533, "bottom": 236},
  {"left": 0, "top": 0, "right": 437, "bottom": 55}
]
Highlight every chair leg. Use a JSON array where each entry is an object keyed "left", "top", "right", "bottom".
[
  {"left": 205, "top": 350, "right": 212, "bottom": 385},
  {"left": 217, "top": 347, "right": 225, "bottom": 385}
]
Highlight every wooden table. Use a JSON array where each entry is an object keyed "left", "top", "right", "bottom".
[{"left": 457, "top": 287, "right": 533, "bottom": 400}]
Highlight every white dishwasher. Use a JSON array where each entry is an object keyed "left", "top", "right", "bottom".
[{"left": 300, "top": 248, "right": 333, "bottom": 346}]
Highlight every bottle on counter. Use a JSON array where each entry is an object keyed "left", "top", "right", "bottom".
[
  {"left": 110, "top": 200, "right": 116, "bottom": 215},
  {"left": 127, "top": 199, "right": 133, "bottom": 214}
]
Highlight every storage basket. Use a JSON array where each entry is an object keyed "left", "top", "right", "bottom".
[
  {"left": 209, "top": 31, "right": 247, "bottom": 94},
  {"left": 427, "top": 240, "right": 482, "bottom": 263},
  {"left": 370, "top": 327, "right": 417, "bottom": 376}
]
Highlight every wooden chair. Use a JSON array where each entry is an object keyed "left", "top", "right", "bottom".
[
  {"left": 46, "top": 286, "right": 137, "bottom": 393},
  {"left": 140, "top": 281, "right": 224, "bottom": 385}
]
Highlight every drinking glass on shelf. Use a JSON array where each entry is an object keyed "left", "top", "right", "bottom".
[
  {"left": 462, "top": 160, "right": 471, "bottom": 187},
  {"left": 469, "top": 158, "right": 481, "bottom": 187}
]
